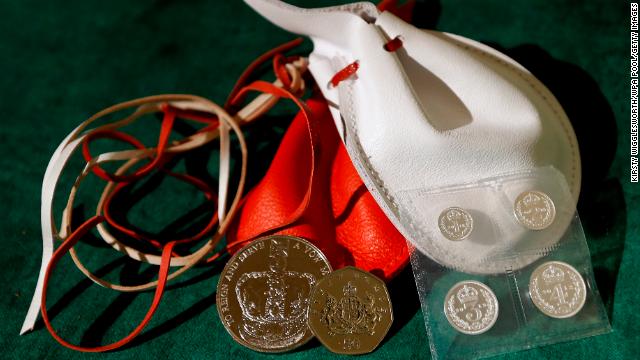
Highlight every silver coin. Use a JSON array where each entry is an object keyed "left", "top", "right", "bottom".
[
  {"left": 514, "top": 190, "right": 556, "bottom": 230},
  {"left": 438, "top": 207, "right": 473, "bottom": 241},
  {"left": 529, "top": 261, "right": 586, "bottom": 318},
  {"left": 444, "top": 280, "right": 499, "bottom": 335}
]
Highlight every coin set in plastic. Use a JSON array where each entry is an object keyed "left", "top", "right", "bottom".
[
  {"left": 399, "top": 167, "right": 611, "bottom": 359},
  {"left": 216, "top": 235, "right": 393, "bottom": 355}
]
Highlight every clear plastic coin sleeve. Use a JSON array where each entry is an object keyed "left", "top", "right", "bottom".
[{"left": 397, "top": 167, "right": 611, "bottom": 360}]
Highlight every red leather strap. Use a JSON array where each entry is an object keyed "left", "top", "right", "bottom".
[
  {"left": 102, "top": 169, "right": 218, "bottom": 250},
  {"left": 78, "top": 42, "right": 308, "bottom": 264},
  {"left": 225, "top": 37, "right": 303, "bottom": 110},
  {"left": 384, "top": 36, "right": 404, "bottom": 52},
  {"left": 164, "top": 105, "right": 220, "bottom": 125},
  {"left": 330, "top": 36, "right": 402, "bottom": 88},
  {"left": 330, "top": 61, "right": 359, "bottom": 88},
  {"left": 39, "top": 39, "right": 306, "bottom": 352},
  {"left": 273, "top": 53, "right": 293, "bottom": 89},
  {"left": 82, "top": 126, "right": 219, "bottom": 257},
  {"left": 82, "top": 107, "right": 176, "bottom": 183},
  {"left": 82, "top": 130, "right": 147, "bottom": 180},
  {"left": 378, "top": 0, "right": 416, "bottom": 23},
  {"left": 230, "top": 81, "right": 319, "bottom": 239},
  {"left": 41, "top": 215, "right": 177, "bottom": 352}
]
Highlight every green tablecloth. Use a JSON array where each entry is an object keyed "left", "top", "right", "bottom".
[{"left": 1, "top": 0, "right": 636, "bottom": 359}]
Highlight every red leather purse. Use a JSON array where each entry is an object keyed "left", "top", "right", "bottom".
[
  {"left": 226, "top": 93, "right": 409, "bottom": 281},
  {"left": 26, "top": 3, "right": 416, "bottom": 352}
]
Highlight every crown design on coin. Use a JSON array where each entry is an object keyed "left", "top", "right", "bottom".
[
  {"left": 320, "top": 281, "right": 383, "bottom": 336},
  {"left": 343, "top": 282, "right": 357, "bottom": 297},
  {"left": 542, "top": 265, "right": 565, "bottom": 284},
  {"left": 456, "top": 285, "right": 479, "bottom": 303},
  {"left": 235, "top": 239, "right": 316, "bottom": 348}
]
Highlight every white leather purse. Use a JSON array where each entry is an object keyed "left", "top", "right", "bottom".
[{"left": 245, "top": 0, "right": 581, "bottom": 273}]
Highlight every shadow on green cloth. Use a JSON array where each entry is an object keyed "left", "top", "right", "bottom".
[{"left": 41, "top": 0, "right": 625, "bottom": 350}]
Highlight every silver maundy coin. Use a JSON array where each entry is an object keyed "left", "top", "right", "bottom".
[
  {"left": 444, "top": 280, "right": 499, "bottom": 335},
  {"left": 529, "top": 261, "right": 586, "bottom": 318},
  {"left": 438, "top": 207, "right": 473, "bottom": 241},
  {"left": 514, "top": 190, "right": 556, "bottom": 230}
]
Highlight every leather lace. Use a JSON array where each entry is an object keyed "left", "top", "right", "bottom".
[{"left": 30, "top": 39, "right": 314, "bottom": 352}]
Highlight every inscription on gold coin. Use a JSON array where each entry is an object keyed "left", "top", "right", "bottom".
[
  {"left": 529, "top": 261, "right": 586, "bottom": 318},
  {"left": 307, "top": 266, "right": 393, "bottom": 355},
  {"left": 216, "top": 235, "right": 332, "bottom": 352},
  {"left": 514, "top": 190, "right": 556, "bottom": 230}
]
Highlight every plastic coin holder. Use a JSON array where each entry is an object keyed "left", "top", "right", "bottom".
[{"left": 397, "top": 167, "right": 611, "bottom": 359}]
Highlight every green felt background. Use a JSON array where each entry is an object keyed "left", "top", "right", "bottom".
[{"left": 0, "top": 0, "right": 636, "bottom": 359}]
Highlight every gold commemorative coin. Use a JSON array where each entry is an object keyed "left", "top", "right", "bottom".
[
  {"left": 216, "top": 235, "right": 332, "bottom": 353},
  {"left": 307, "top": 266, "right": 393, "bottom": 355}
]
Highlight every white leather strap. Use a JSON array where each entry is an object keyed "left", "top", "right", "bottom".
[
  {"left": 21, "top": 56, "right": 308, "bottom": 335},
  {"left": 218, "top": 122, "right": 230, "bottom": 222}
]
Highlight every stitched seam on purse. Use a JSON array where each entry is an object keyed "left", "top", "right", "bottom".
[
  {"left": 263, "top": 0, "right": 378, "bottom": 18},
  {"left": 343, "top": 84, "right": 409, "bottom": 274}
]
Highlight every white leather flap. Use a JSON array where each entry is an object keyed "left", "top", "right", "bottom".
[{"left": 244, "top": 0, "right": 581, "bottom": 273}]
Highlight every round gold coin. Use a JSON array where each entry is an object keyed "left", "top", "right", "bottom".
[
  {"left": 216, "top": 235, "right": 332, "bottom": 353},
  {"left": 307, "top": 266, "right": 393, "bottom": 355},
  {"left": 514, "top": 190, "right": 556, "bottom": 230}
]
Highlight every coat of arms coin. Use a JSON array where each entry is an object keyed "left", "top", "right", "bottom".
[{"left": 307, "top": 266, "right": 393, "bottom": 355}]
